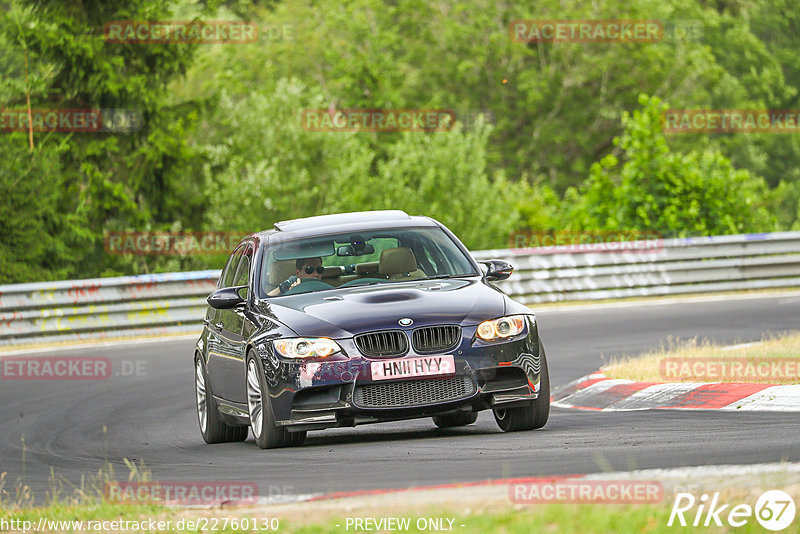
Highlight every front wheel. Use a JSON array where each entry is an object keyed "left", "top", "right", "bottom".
[
  {"left": 245, "top": 353, "right": 305, "bottom": 448},
  {"left": 493, "top": 341, "right": 550, "bottom": 432}
]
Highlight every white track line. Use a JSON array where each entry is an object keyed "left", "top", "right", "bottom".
[{"left": 0, "top": 334, "right": 198, "bottom": 356}]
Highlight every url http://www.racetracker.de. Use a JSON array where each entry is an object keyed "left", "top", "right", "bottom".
[{"left": 0, "top": 516, "right": 281, "bottom": 533}]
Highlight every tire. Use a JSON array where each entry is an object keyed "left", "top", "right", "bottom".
[
  {"left": 493, "top": 341, "right": 550, "bottom": 432},
  {"left": 432, "top": 412, "right": 478, "bottom": 428},
  {"left": 195, "top": 356, "right": 249, "bottom": 444},
  {"left": 245, "top": 352, "right": 294, "bottom": 449}
]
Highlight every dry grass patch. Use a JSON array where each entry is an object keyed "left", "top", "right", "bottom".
[{"left": 602, "top": 332, "right": 800, "bottom": 384}]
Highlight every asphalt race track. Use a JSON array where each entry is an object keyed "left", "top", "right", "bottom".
[{"left": 2, "top": 292, "right": 799, "bottom": 498}]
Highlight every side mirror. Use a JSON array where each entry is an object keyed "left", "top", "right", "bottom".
[
  {"left": 207, "top": 286, "right": 247, "bottom": 309},
  {"left": 480, "top": 260, "right": 514, "bottom": 281}
]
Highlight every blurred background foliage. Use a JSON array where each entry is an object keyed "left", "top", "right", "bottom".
[{"left": 0, "top": 0, "right": 799, "bottom": 282}]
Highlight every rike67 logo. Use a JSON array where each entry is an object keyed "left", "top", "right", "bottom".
[{"left": 669, "top": 490, "right": 796, "bottom": 531}]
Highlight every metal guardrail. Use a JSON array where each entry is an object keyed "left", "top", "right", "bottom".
[
  {"left": 1, "top": 231, "right": 799, "bottom": 347},
  {"left": 473, "top": 231, "right": 800, "bottom": 304},
  {"left": 0, "top": 271, "right": 219, "bottom": 347}
]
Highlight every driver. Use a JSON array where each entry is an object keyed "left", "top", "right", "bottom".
[{"left": 268, "top": 257, "right": 324, "bottom": 296}]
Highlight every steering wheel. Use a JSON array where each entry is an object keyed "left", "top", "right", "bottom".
[{"left": 282, "top": 278, "right": 335, "bottom": 296}]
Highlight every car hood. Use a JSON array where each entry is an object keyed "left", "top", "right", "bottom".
[{"left": 259, "top": 278, "right": 507, "bottom": 338}]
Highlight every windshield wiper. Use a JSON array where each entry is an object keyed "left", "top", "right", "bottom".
[{"left": 423, "top": 274, "right": 474, "bottom": 280}]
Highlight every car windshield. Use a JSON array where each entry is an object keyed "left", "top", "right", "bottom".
[{"left": 259, "top": 227, "right": 478, "bottom": 298}]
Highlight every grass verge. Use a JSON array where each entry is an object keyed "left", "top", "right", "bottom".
[
  {"left": 602, "top": 331, "right": 800, "bottom": 384},
  {"left": 3, "top": 463, "right": 800, "bottom": 533},
  {"left": 1, "top": 495, "right": 793, "bottom": 533}
]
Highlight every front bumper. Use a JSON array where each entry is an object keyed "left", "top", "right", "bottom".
[{"left": 258, "top": 316, "right": 542, "bottom": 431}]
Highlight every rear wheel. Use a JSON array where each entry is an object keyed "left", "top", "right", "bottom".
[
  {"left": 432, "top": 412, "right": 478, "bottom": 428},
  {"left": 493, "top": 342, "right": 550, "bottom": 432},
  {"left": 195, "top": 356, "right": 248, "bottom": 443}
]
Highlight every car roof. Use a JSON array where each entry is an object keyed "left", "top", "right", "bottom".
[{"left": 255, "top": 210, "right": 441, "bottom": 242}]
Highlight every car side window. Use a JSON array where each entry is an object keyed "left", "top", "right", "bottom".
[
  {"left": 407, "top": 238, "right": 439, "bottom": 275},
  {"left": 232, "top": 245, "right": 253, "bottom": 296},
  {"left": 219, "top": 246, "right": 243, "bottom": 289},
  {"left": 423, "top": 240, "right": 453, "bottom": 274}
]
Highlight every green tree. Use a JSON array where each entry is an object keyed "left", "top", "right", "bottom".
[
  {"left": 201, "top": 79, "right": 375, "bottom": 232},
  {"left": 200, "top": 78, "right": 523, "bottom": 250},
  {"left": 562, "top": 95, "right": 775, "bottom": 236},
  {"left": 0, "top": 134, "right": 92, "bottom": 283},
  {"left": 374, "top": 117, "right": 523, "bottom": 250},
  {"left": 180, "top": 0, "right": 790, "bottom": 193},
  {"left": 0, "top": 0, "right": 209, "bottom": 280}
]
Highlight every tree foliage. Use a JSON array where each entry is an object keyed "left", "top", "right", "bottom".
[
  {"left": 0, "top": 0, "right": 798, "bottom": 283},
  {"left": 200, "top": 79, "right": 521, "bottom": 250},
  {"left": 562, "top": 95, "right": 774, "bottom": 236}
]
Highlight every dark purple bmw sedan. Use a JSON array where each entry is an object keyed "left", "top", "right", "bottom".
[{"left": 194, "top": 210, "right": 549, "bottom": 448}]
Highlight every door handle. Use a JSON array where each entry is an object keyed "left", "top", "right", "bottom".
[
  {"left": 203, "top": 319, "right": 209, "bottom": 326},
  {"left": 214, "top": 322, "right": 224, "bottom": 329}
]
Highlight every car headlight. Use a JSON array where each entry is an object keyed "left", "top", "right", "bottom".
[
  {"left": 476, "top": 315, "right": 528, "bottom": 341},
  {"left": 273, "top": 338, "right": 341, "bottom": 359}
]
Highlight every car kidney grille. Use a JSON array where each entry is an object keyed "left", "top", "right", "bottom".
[
  {"left": 353, "top": 376, "right": 475, "bottom": 408},
  {"left": 412, "top": 325, "right": 461, "bottom": 353},
  {"left": 355, "top": 330, "right": 408, "bottom": 357}
]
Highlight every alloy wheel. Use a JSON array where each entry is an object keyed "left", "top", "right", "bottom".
[
  {"left": 195, "top": 359, "right": 207, "bottom": 432},
  {"left": 246, "top": 359, "right": 264, "bottom": 438}
]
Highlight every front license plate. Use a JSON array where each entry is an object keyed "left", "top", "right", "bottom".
[{"left": 371, "top": 355, "right": 456, "bottom": 381}]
